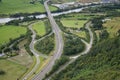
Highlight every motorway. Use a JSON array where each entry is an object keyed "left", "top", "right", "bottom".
[
  {"left": 32, "top": 0, "right": 64, "bottom": 80},
  {"left": 46, "top": 22, "right": 94, "bottom": 80}
]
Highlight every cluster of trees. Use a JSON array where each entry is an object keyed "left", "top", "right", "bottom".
[
  {"left": 52, "top": 36, "right": 120, "bottom": 80},
  {"left": 0, "top": 28, "right": 33, "bottom": 57},
  {"left": 63, "top": 34, "right": 85, "bottom": 55},
  {"left": 35, "top": 34, "right": 54, "bottom": 55},
  {"left": 10, "top": 12, "right": 42, "bottom": 18},
  {"left": 0, "top": 70, "right": 5, "bottom": 75},
  {"left": 91, "top": 17, "right": 110, "bottom": 41},
  {"left": 0, "top": 34, "right": 25, "bottom": 54},
  {"left": 91, "top": 17, "right": 103, "bottom": 30},
  {"left": 44, "top": 20, "right": 52, "bottom": 35},
  {"left": 6, "top": 16, "right": 37, "bottom": 26},
  {"left": 99, "top": 30, "right": 109, "bottom": 40},
  {"left": 84, "top": 4, "right": 120, "bottom": 13},
  {"left": 29, "top": 0, "right": 44, "bottom": 4},
  {"left": 24, "top": 29, "right": 33, "bottom": 56},
  {"left": 45, "top": 56, "right": 69, "bottom": 78}
]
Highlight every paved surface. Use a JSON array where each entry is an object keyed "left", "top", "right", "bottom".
[
  {"left": 35, "top": 32, "right": 53, "bottom": 43},
  {"left": 32, "top": 0, "right": 64, "bottom": 80},
  {"left": 70, "top": 22, "right": 93, "bottom": 59},
  {"left": 46, "top": 22, "right": 94, "bottom": 80},
  {"left": 23, "top": 24, "right": 48, "bottom": 80}
]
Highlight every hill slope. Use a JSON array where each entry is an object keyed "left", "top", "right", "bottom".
[{"left": 52, "top": 36, "right": 120, "bottom": 80}]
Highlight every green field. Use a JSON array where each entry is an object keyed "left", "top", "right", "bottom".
[
  {"left": 0, "top": 59, "right": 26, "bottom": 80},
  {"left": 61, "top": 19, "right": 87, "bottom": 28},
  {"left": 59, "top": 13, "right": 98, "bottom": 39},
  {"left": 0, "top": 25, "right": 27, "bottom": 46},
  {"left": 0, "top": 0, "right": 57, "bottom": 15},
  {"left": 60, "top": 13, "right": 97, "bottom": 28},
  {"left": 103, "top": 17, "right": 120, "bottom": 37},
  {"left": 33, "top": 21, "right": 46, "bottom": 36},
  {"left": 72, "top": 31, "right": 87, "bottom": 39},
  {"left": 95, "top": 17, "right": 120, "bottom": 39}
]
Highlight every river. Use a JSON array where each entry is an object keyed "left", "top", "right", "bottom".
[{"left": 0, "top": 7, "right": 86, "bottom": 23}]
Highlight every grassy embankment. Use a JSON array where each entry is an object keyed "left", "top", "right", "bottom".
[
  {"left": 32, "top": 21, "right": 46, "bottom": 36},
  {"left": 33, "top": 20, "right": 54, "bottom": 55},
  {"left": 0, "top": 0, "right": 57, "bottom": 16}
]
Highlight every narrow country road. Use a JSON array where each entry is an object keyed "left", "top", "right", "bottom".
[
  {"left": 70, "top": 22, "right": 93, "bottom": 59},
  {"left": 33, "top": 0, "right": 64, "bottom": 80},
  {"left": 23, "top": 24, "right": 48, "bottom": 80},
  {"left": 35, "top": 32, "right": 53, "bottom": 43},
  {"left": 46, "top": 22, "right": 94, "bottom": 80}
]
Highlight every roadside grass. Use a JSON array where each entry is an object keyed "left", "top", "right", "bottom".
[
  {"left": 116, "top": 9, "right": 120, "bottom": 12},
  {"left": 35, "top": 34, "right": 54, "bottom": 55},
  {"left": 33, "top": 21, "right": 46, "bottom": 36},
  {"left": 72, "top": 31, "right": 87, "bottom": 39},
  {"left": 0, "top": 59, "right": 26, "bottom": 80},
  {"left": 0, "top": 25, "right": 27, "bottom": 46},
  {"left": 61, "top": 19, "right": 87, "bottom": 28},
  {"left": 8, "top": 39, "right": 33, "bottom": 68},
  {"left": 19, "top": 20, "right": 37, "bottom": 26},
  {"left": 49, "top": 6, "right": 58, "bottom": 11},
  {"left": 21, "top": 56, "right": 36, "bottom": 80},
  {"left": 0, "top": 0, "right": 57, "bottom": 15},
  {"left": 28, "top": 56, "right": 47, "bottom": 80}
]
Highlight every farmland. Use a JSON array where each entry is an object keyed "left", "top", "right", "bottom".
[
  {"left": 0, "top": 0, "right": 57, "bottom": 16},
  {"left": 0, "top": 25, "right": 27, "bottom": 46},
  {"left": 0, "top": 59, "right": 26, "bottom": 80}
]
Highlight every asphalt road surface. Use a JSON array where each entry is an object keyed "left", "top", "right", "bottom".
[
  {"left": 33, "top": 0, "right": 64, "bottom": 80},
  {"left": 46, "top": 22, "right": 94, "bottom": 80},
  {"left": 23, "top": 24, "right": 48, "bottom": 80}
]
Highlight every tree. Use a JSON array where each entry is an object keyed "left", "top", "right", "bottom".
[
  {"left": 117, "top": 29, "right": 120, "bottom": 36},
  {"left": 0, "top": 70, "right": 5, "bottom": 75},
  {"left": 99, "top": 30, "right": 109, "bottom": 40}
]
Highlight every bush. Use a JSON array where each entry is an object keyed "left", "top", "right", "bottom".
[
  {"left": 52, "top": 36, "right": 120, "bottom": 80},
  {"left": 35, "top": 34, "right": 54, "bottom": 55},
  {"left": 0, "top": 70, "right": 5, "bottom": 75},
  {"left": 63, "top": 34, "right": 85, "bottom": 55}
]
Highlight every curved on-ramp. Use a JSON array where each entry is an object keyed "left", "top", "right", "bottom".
[{"left": 46, "top": 22, "right": 94, "bottom": 80}]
